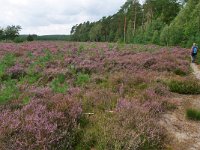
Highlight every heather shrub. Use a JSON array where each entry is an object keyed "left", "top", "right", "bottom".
[
  {"left": 38, "top": 50, "right": 53, "bottom": 63},
  {"left": 168, "top": 79, "right": 200, "bottom": 94},
  {"left": 0, "top": 42, "right": 190, "bottom": 149},
  {"left": 83, "top": 88, "right": 118, "bottom": 111},
  {"left": 103, "top": 99, "right": 164, "bottom": 150},
  {"left": 0, "top": 99, "right": 82, "bottom": 150},
  {"left": 108, "top": 72, "right": 148, "bottom": 96},
  {"left": 7, "top": 64, "right": 25, "bottom": 79},
  {"left": 186, "top": 108, "right": 200, "bottom": 121}
]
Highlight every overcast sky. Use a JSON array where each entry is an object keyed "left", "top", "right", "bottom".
[{"left": 0, "top": 0, "right": 144, "bottom": 35}]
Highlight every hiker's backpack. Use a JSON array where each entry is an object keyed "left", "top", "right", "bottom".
[{"left": 193, "top": 46, "right": 198, "bottom": 54}]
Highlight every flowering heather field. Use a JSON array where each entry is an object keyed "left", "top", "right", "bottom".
[{"left": 0, "top": 41, "right": 190, "bottom": 149}]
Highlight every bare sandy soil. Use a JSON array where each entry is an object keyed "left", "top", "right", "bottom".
[{"left": 160, "top": 63, "right": 200, "bottom": 150}]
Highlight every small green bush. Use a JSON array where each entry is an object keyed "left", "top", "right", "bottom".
[
  {"left": 174, "top": 68, "right": 187, "bottom": 76},
  {"left": 168, "top": 80, "right": 200, "bottom": 94},
  {"left": 22, "top": 96, "right": 30, "bottom": 105},
  {"left": 20, "top": 73, "right": 42, "bottom": 84},
  {"left": 196, "top": 52, "right": 200, "bottom": 65},
  {"left": 0, "top": 53, "right": 16, "bottom": 79},
  {"left": 78, "top": 44, "right": 85, "bottom": 55},
  {"left": 14, "top": 37, "right": 25, "bottom": 43},
  {"left": 75, "top": 73, "right": 90, "bottom": 86},
  {"left": 0, "top": 79, "right": 19, "bottom": 104},
  {"left": 27, "top": 34, "right": 34, "bottom": 41},
  {"left": 50, "top": 74, "right": 68, "bottom": 93},
  {"left": 186, "top": 108, "right": 200, "bottom": 121},
  {"left": 1, "top": 53, "right": 16, "bottom": 67},
  {"left": 37, "top": 50, "right": 53, "bottom": 65}
]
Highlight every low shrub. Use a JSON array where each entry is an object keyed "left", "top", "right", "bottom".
[
  {"left": 50, "top": 74, "right": 69, "bottom": 93},
  {"left": 0, "top": 54, "right": 16, "bottom": 79},
  {"left": 186, "top": 108, "right": 200, "bottom": 121},
  {"left": 196, "top": 52, "right": 200, "bottom": 65},
  {"left": 0, "top": 98, "right": 82, "bottom": 150},
  {"left": 75, "top": 73, "right": 90, "bottom": 87},
  {"left": 104, "top": 99, "right": 165, "bottom": 150},
  {"left": 20, "top": 73, "right": 42, "bottom": 84},
  {"left": 174, "top": 68, "right": 187, "bottom": 76},
  {"left": 0, "top": 79, "right": 19, "bottom": 104},
  {"left": 168, "top": 79, "right": 200, "bottom": 94},
  {"left": 13, "top": 37, "right": 25, "bottom": 43}
]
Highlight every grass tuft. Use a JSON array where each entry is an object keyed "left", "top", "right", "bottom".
[
  {"left": 168, "top": 80, "right": 200, "bottom": 94},
  {"left": 186, "top": 108, "right": 200, "bottom": 121}
]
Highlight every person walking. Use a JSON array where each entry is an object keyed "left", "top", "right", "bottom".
[{"left": 191, "top": 43, "right": 198, "bottom": 63}]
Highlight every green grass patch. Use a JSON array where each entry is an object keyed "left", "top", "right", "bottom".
[
  {"left": 22, "top": 96, "right": 30, "bottom": 105},
  {"left": 20, "top": 73, "right": 42, "bottom": 84},
  {"left": 0, "top": 53, "right": 16, "bottom": 79},
  {"left": 195, "top": 52, "right": 200, "bottom": 65},
  {"left": 75, "top": 73, "right": 90, "bottom": 87},
  {"left": 168, "top": 80, "right": 200, "bottom": 94},
  {"left": 186, "top": 108, "right": 200, "bottom": 121},
  {"left": 50, "top": 74, "right": 69, "bottom": 93},
  {"left": 174, "top": 68, "right": 187, "bottom": 76},
  {"left": 0, "top": 79, "right": 19, "bottom": 104}
]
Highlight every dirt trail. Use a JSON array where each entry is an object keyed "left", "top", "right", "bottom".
[{"left": 160, "top": 63, "right": 200, "bottom": 150}]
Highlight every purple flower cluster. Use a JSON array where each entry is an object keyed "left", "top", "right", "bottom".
[{"left": 0, "top": 98, "right": 82, "bottom": 149}]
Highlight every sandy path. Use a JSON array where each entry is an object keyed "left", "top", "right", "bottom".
[{"left": 160, "top": 63, "right": 200, "bottom": 150}]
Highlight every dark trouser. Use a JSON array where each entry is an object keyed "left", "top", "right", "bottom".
[{"left": 191, "top": 53, "right": 197, "bottom": 63}]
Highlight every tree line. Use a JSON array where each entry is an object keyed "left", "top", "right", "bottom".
[
  {"left": 70, "top": 0, "right": 199, "bottom": 47},
  {"left": 0, "top": 25, "right": 21, "bottom": 41},
  {"left": 0, "top": 25, "right": 71, "bottom": 42}
]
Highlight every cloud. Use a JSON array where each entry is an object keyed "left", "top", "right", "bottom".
[{"left": 0, "top": 0, "right": 139, "bottom": 35}]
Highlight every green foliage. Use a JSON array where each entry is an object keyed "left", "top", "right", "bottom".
[
  {"left": 36, "top": 35, "right": 70, "bottom": 41},
  {"left": 38, "top": 50, "right": 53, "bottom": 63},
  {"left": 0, "top": 53, "right": 16, "bottom": 79},
  {"left": 195, "top": 47, "right": 200, "bottom": 64},
  {"left": 75, "top": 73, "right": 90, "bottom": 86},
  {"left": 0, "top": 28, "right": 5, "bottom": 40},
  {"left": 21, "top": 73, "right": 42, "bottom": 84},
  {"left": 34, "top": 50, "right": 53, "bottom": 68},
  {"left": 162, "top": 0, "right": 200, "bottom": 47},
  {"left": 143, "top": 19, "right": 166, "bottom": 44},
  {"left": 186, "top": 108, "right": 200, "bottom": 121},
  {"left": 77, "top": 44, "right": 85, "bottom": 55},
  {"left": 2, "top": 53, "right": 16, "bottom": 67},
  {"left": 22, "top": 96, "right": 30, "bottom": 105},
  {"left": 160, "top": 25, "right": 170, "bottom": 46},
  {"left": 70, "top": 0, "right": 181, "bottom": 46},
  {"left": 14, "top": 37, "right": 25, "bottom": 43},
  {"left": 50, "top": 74, "right": 68, "bottom": 93},
  {"left": 27, "top": 51, "right": 34, "bottom": 59},
  {"left": 27, "top": 34, "right": 34, "bottom": 41},
  {"left": 0, "top": 79, "right": 19, "bottom": 104},
  {"left": 174, "top": 68, "right": 187, "bottom": 76},
  {"left": 89, "top": 23, "right": 102, "bottom": 41},
  {"left": 4, "top": 25, "right": 21, "bottom": 41},
  {"left": 168, "top": 79, "right": 200, "bottom": 94}
]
